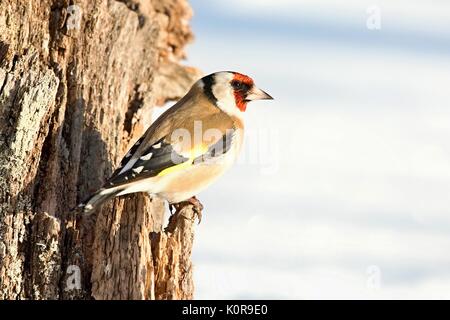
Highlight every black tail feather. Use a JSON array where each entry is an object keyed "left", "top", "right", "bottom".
[{"left": 74, "top": 188, "right": 122, "bottom": 215}]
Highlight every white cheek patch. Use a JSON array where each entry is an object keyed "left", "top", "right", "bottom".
[{"left": 211, "top": 72, "right": 243, "bottom": 118}]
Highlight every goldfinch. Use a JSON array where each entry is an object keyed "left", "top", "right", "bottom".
[{"left": 78, "top": 71, "right": 272, "bottom": 215}]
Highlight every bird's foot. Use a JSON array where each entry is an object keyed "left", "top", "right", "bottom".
[
  {"left": 186, "top": 196, "right": 203, "bottom": 224},
  {"left": 170, "top": 196, "right": 203, "bottom": 224}
]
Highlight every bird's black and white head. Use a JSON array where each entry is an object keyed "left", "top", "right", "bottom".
[{"left": 196, "top": 71, "right": 273, "bottom": 117}]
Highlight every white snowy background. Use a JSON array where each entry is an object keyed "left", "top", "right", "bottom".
[{"left": 164, "top": 1, "right": 450, "bottom": 299}]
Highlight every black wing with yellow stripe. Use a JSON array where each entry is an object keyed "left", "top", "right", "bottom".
[
  {"left": 105, "top": 128, "right": 236, "bottom": 188},
  {"left": 105, "top": 138, "right": 189, "bottom": 187}
]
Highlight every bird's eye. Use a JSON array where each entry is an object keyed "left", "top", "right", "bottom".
[
  {"left": 232, "top": 81, "right": 252, "bottom": 92},
  {"left": 232, "top": 81, "right": 242, "bottom": 90}
]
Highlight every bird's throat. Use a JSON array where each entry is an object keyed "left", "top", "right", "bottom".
[{"left": 233, "top": 91, "right": 247, "bottom": 112}]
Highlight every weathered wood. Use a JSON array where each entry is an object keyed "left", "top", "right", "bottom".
[{"left": 0, "top": 0, "right": 201, "bottom": 300}]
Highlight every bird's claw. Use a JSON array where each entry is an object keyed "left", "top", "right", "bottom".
[
  {"left": 187, "top": 196, "right": 203, "bottom": 224},
  {"left": 169, "top": 196, "right": 203, "bottom": 224}
]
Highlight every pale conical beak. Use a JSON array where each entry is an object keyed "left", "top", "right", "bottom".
[{"left": 245, "top": 86, "right": 273, "bottom": 101}]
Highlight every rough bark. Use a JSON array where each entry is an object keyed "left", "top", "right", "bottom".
[{"left": 0, "top": 0, "right": 201, "bottom": 300}]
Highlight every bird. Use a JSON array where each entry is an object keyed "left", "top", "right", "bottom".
[{"left": 77, "top": 71, "right": 273, "bottom": 220}]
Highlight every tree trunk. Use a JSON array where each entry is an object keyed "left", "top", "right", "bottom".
[{"left": 0, "top": 0, "right": 201, "bottom": 300}]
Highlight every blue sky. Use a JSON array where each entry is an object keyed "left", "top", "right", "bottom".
[{"left": 174, "top": 0, "right": 450, "bottom": 299}]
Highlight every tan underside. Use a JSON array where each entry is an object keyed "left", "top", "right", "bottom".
[
  {"left": 117, "top": 153, "right": 234, "bottom": 203},
  {"left": 156, "top": 156, "right": 234, "bottom": 203}
]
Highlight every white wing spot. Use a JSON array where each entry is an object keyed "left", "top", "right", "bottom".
[
  {"left": 125, "top": 151, "right": 132, "bottom": 158},
  {"left": 133, "top": 166, "right": 144, "bottom": 174},
  {"left": 85, "top": 204, "right": 93, "bottom": 210},
  {"left": 140, "top": 153, "right": 152, "bottom": 161},
  {"left": 152, "top": 142, "right": 162, "bottom": 149}
]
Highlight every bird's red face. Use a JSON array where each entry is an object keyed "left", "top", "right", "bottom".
[
  {"left": 231, "top": 73, "right": 255, "bottom": 112},
  {"left": 230, "top": 72, "right": 273, "bottom": 112}
]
